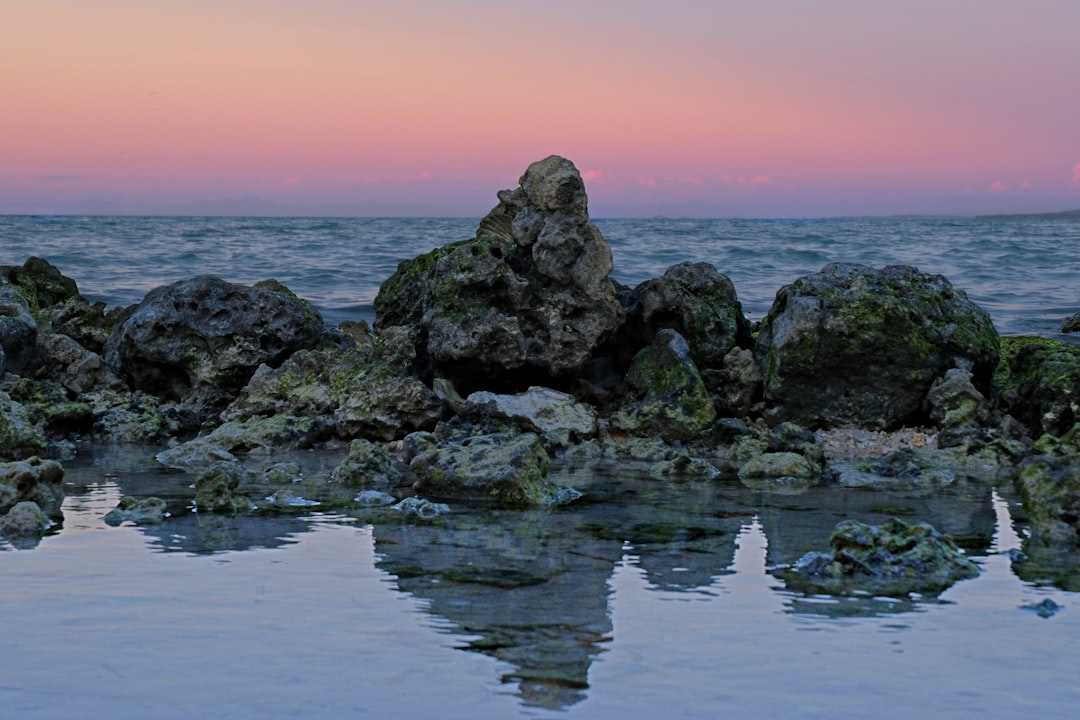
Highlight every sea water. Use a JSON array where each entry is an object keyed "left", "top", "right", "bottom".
[
  {"left": 1, "top": 214, "right": 1077, "bottom": 337},
  {"left": 2, "top": 215, "right": 1080, "bottom": 718}
]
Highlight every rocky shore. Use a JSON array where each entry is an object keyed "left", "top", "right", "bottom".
[{"left": 3, "top": 155, "right": 1079, "bottom": 595}]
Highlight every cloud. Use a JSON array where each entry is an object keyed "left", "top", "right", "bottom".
[
  {"left": 637, "top": 176, "right": 657, "bottom": 187},
  {"left": 1072, "top": 162, "right": 1080, "bottom": 185},
  {"left": 581, "top": 169, "right": 612, "bottom": 183},
  {"left": 282, "top": 177, "right": 301, "bottom": 186},
  {"left": 987, "top": 180, "right": 1008, "bottom": 193}
]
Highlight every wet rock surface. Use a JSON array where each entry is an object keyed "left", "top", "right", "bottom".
[
  {"left": 754, "top": 263, "right": 999, "bottom": 429},
  {"left": 779, "top": 517, "right": 980, "bottom": 597}
]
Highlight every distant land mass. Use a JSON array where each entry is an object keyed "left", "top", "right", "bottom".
[{"left": 975, "top": 208, "right": 1080, "bottom": 220}]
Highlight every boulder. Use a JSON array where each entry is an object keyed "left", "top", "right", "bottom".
[
  {"left": 0, "top": 501, "right": 52, "bottom": 542},
  {"left": 1016, "top": 426, "right": 1080, "bottom": 546},
  {"left": 155, "top": 414, "right": 324, "bottom": 470},
  {"left": 618, "top": 261, "right": 751, "bottom": 381},
  {"left": 754, "top": 263, "right": 999, "bottom": 429},
  {"left": 193, "top": 462, "right": 255, "bottom": 514},
  {"left": 994, "top": 337, "right": 1080, "bottom": 437},
  {"left": 778, "top": 517, "right": 980, "bottom": 596},
  {"left": 223, "top": 342, "right": 442, "bottom": 441},
  {"left": 103, "top": 496, "right": 170, "bottom": 526},
  {"left": 374, "top": 156, "right": 623, "bottom": 393},
  {"left": 1062, "top": 312, "right": 1080, "bottom": 333},
  {"left": 926, "top": 367, "right": 991, "bottom": 447},
  {"left": 37, "top": 332, "right": 126, "bottom": 395},
  {"left": 612, "top": 329, "right": 716, "bottom": 441},
  {"left": 0, "top": 256, "right": 80, "bottom": 318},
  {"left": 104, "top": 276, "right": 326, "bottom": 425},
  {"left": 0, "top": 283, "right": 41, "bottom": 376}
]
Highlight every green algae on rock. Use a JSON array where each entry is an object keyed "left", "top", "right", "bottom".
[{"left": 779, "top": 517, "right": 980, "bottom": 597}]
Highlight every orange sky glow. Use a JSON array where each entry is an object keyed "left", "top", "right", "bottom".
[{"left": 3, "top": 0, "right": 1079, "bottom": 217}]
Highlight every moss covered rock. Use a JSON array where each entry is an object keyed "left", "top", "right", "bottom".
[
  {"left": 612, "top": 329, "right": 716, "bottom": 441},
  {"left": 779, "top": 517, "right": 979, "bottom": 596},
  {"left": 994, "top": 336, "right": 1080, "bottom": 437},
  {"left": 374, "top": 156, "right": 623, "bottom": 393},
  {"left": 754, "top": 263, "right": 999, "bottom": 430}
]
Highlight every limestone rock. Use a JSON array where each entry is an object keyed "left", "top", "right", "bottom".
[
  {"left": 994, "top": 337, "right": 1080, "bottom": 437},
  {"left": 0, "top": 393, "right": 49, "bottom": 461},
  {"left": 754, "top": 263, "right": 999, "bottom": 429},
  {"left": 374, "top": 156, "right": 623, "bottom": 392},
  {"left": 103, "top": 496, "right": 170, "bottom": 525},
  {"left": 0, "top": 283, "right": 41, "bottom": 377},
  {"left": 0, "top": 456, "right": 64, "bottom": 518},
  {"left": 0, "top": 501, "right": 53, "bottom": 541},
  {"left": 459, "top": 386, "right": 598, "bottom": 447}
]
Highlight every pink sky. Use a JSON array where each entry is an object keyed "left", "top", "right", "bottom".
[{"left": 3, "top": 0, "right": 1079, "bottom": 217}]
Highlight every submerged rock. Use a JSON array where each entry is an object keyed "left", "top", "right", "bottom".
[
  {"left": 374, "top": 155, "right": 623, "bottom": 392},
  {"left": 103, "top": 496, "right": 170, "bottom": 526},
  {"left": 193, "top": 462, "right": 255, "bottom": 514},
  {"left": 155, "top": 414, "right": 324, "bottom": 470},
  {"left": 754, "top": 263, "right": 999, "bottom": 429},
  {"left": 459, "top": 386, "right": 598, "bottom": 447},
  {"left": 330, "top": 438, "right": 408, "bottom": 489},
  {"left": 779, "top": 517, "right": 979, "bottom": 596}
]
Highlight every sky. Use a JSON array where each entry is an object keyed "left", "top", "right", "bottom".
[{"left": 3, "top": 0, "right": 1079, "bottom": 218}]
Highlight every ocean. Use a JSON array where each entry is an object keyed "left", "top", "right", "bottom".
[
  {"left": 1, "top": 214, "right": 1077, "bottom": 338},
  {"left": 3, "top": 214, "right": 1080, "bottom": 718}
]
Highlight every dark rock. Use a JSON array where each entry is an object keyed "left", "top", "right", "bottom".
[
  {"left": 612, "top": 329, "right": 716, "bottom": 441},
  {"left": 754, "top": 263, "right": 999, "bottom": 429},
  {"left": 37, "top": 332, "right": 126, "bottom": 395},
  {"left": 104, "top": 276, "right": 327, "bottom": 425},
  {"left": 155, "top": 414, "right": 325, "bottom": 470},
  {"left": 0, "top": 257, "right": 80, "bottom": 317},
  {"left": 620, "top": 260, "right": 750, "bottom": 361},
  {"left": 0, "top": 283, "right": 41, "bottom": 376},
  {"left": 1062, "top": 312, "right": 1080, "bottom": 333},
  {"left": 779, "top": 517, "right": 980, "bottom": 596},
  {"left": 994, "top": 337, "right": 1080, "bottom": 437},
  {"left": 926, "top": 367, "right": 992, "bottom": 447},
  {"left": 1016, "top": 436, "right": 1080, "bottom": 546},
  {"left": 374, "top": 156, "right": 623, "bottom": 393},
  {"left": 459, "top": 386, "right": 598, "bottom": 448}
]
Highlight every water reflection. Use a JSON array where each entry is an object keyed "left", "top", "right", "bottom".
[{"left": 27, "top": 445, "right": 1074, "bottom": 712}]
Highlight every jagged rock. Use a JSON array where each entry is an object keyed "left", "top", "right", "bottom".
[
  {"left": 104, "top": 276, "right": 327, "bottom": 425},
  {"left": 926, "top": 367, "right": 992, "bottom": 447},
  {"left": 103, "top": 496, "right": 170, "bottom": 525},
  {"left": 403, "top": 423, "right": 576, "bottom": 508},
  {"left": 617, "top": 261, "right": 751, "bottom": 382},
  {"left": 1062, "top": 312, "right": 1080, "bottom": 333},
  {"left": 83, "top": 389, "right": 177, "bottom": 443},
  {"left": 459, "top": 386, "right": 598, "bottom": 447},
  {"left": 995, "top": 337, "right": 1080, "bottom": 437},
  {"left": 0, "top": 456, "right": 64, "bottom": 518},
  {"left": 0, "top": 257, "right": 80, "bottom": 317},
  {"left": 0, "top": 283, "right": 41, "bottom": 376},
  {"left": 2, "top": 378, "right": 94, "bottom": 441},
  {"left": 829, "top": 447, "right": 956, "bottom": 490},
  {"left": 37, "top": 332, "right": 125, "bottom": 395},
  {"left": 374, "top": 156, "right": 623, "bottom": 393},
  {"left": 737, "top": 451, "right": 821, "bottom": 492},
  {"left": 223, "top": 342, "right": 441, "bottom": 441},
  {"left": 754, "top": 263, "right": 999, "bottom": 430},
  {"left": 779, "top": 517, "right": 980, "bottom": 596},
  {"left": 612, "top": 329, "right": 716, "bottom": 441}
]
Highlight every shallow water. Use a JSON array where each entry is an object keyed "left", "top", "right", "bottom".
[
  {"left": 1, "top": 215, "right": 1078, "bottom": 337},
  {"left": 2, "top": 444, "right": 1078, "bottom": 718}
]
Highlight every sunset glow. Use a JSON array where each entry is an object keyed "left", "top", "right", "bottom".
[{"left": 3, "top": 0, "right": 1079, "bottom": 217}]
